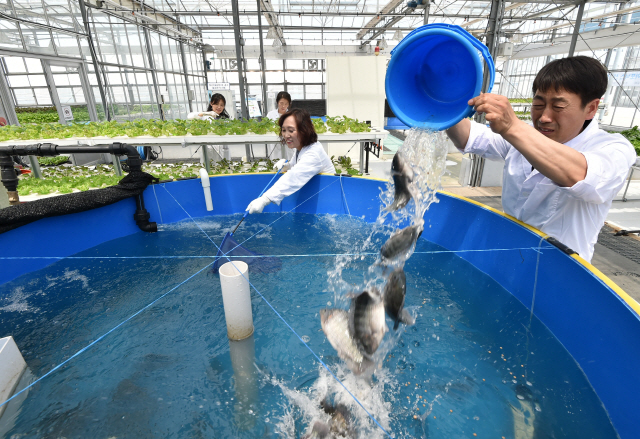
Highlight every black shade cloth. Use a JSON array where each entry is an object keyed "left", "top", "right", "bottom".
[
  {"left": 212, "top": 232, "right": 282, "bottom": 274},
  {"left": 0, "top": 171, "right": 157, "bottom": 234},
  {"left": 290, "top": 99, "right": 327, "bottom": 117}
]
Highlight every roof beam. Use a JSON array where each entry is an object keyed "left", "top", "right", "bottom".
[
  {"left": 259, "top": 0, "right": 286, "bottom": 46},
  {"left": 356, "top": 0, "right": 406, "bottom": 40}
]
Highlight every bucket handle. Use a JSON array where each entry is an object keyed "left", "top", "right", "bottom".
[{"left": 391, "top": 23, "right": 495, "bottom": 94}]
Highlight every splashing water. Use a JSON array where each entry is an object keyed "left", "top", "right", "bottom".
[
  {"left": 327, "top": 128, "right": 450, "bottom": 302},
  {"left": 268, "top": 365, "right": 397, "bottom": 439},
  {"left": 277, "top": 129, "right": 450, "bottom": 436}
]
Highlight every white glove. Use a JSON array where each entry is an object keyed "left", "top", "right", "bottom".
[
  {"left": 275, "top": 159, "right": 289, "bottom": 172},
  {"left": 246, "top": 195, "right": 271, "bottom": 214}
]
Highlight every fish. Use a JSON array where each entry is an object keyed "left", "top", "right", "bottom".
[
  {"left": 383, "top": 267, "right": 415, "bottom": 330},
  {"left": 349, "top": 289, "right": 387, "bottom": 357},
  {"left": 320, "top": 309, "right": 374, "bottom": 375},
  {"left": 380, "top": 224, "right": 423, "bottom": 262},
  {"left": 301, "top": 420, "right": 331, "bottom": 439},
  {"left": 387, "top": 152, "right": 414, "bottom": 211},
  {"left": 321, "top": 400, "right": 354, "bottom": 438}
]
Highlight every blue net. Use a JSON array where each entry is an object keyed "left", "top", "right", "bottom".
[{"left": 211, "top": 232, "right": 282, "bottom": 274}]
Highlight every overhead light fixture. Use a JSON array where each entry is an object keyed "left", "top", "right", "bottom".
[
  {"left": 272, "top": 38, "right": 281, "bottom": 47},
  {"left": 379, "top": 37, "right": 388, "bottom": 49},
  {"left": 393, "top": 29, "right": 403, "bottom": 41},
  {"left": 266, "top": 27, "right": 277, "bottom": 39}
]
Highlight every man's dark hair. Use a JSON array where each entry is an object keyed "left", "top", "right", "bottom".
[
  {"left": 278, "top": 108, "right": 318, "bottom": 147},
  {"left": 276, "top": 91, "right": 292, "bottom": 106},
  {"left": 532, "top": 56, "right": 608, "bottom": 107}
]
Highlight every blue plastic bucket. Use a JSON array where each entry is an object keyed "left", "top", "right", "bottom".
[{"left": 385, "top": 23, "right": 495, "bottom": 131}]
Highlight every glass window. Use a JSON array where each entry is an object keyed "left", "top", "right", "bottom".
[
  {"left": 287, "top": 85, "right": 304, "bottom": 100},
  {"left": 29, "top": 75, "right": 47, "bottom": 87},
  {"left": 286, "top": 60, "right": 303, "bottom": 69},
  {"left": 4, "top": 57, "right": 27, "bottom": 73},
  {"left": 266, "top": 59, "right": 283, "bottom": 70},
  {"left": 305, "top": 85, "right": 322, "bottom": 99},
  {"left": 265, "top": 72, "right": 284, "bottom": 83},
  {"left": 304, "top": 71, "right": 323, "bottom": 83},
  {"left": 8, "top": 75, "right": 30, "bottom": 87},
  {"left": 286, "top": 71, "right": 303, "bottom": 82},
  {"left": 57, "top": 87, "right": 74, "bottom": 104},
  {"left": 0, "top": 22, "right": 23, "bottom": 50},
  {"left": 34, "top": 88, "right": 53, "bottom": 105},
  {"left": 246, "top": 71, "right": 262, "bottom": 83},
  {"left": 14, "top": 88, "right": 36, "bottom": 105},
  {"left": 24, "top": 58, "right": 43, "bottom": 74}
]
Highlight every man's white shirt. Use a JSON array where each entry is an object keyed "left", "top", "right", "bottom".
[{"left": 464, "top": 119, "right": 637, "bottom": 262}]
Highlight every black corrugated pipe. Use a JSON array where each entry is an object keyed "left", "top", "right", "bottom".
[{"left": 0, "top": 142, "right": 157, "bottom": 233}]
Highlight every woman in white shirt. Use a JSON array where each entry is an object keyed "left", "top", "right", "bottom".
[
  {"left": 266, "top": 91, "right": 291, "bottom": 121},
  {"left": 265, "top": 91, "right": 292, "bottom": 160},
  {"left": 246, "top": 108, "right": 335, "bottom": 214},
  {"left": 187, "top": 93, "right": 231, "bottom": 121}
]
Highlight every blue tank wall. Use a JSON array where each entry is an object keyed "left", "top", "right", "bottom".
[{"left": 1, "top": 174, "right": 639, "bottom": 438}]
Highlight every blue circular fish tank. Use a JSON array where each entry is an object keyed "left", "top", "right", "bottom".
[{"left": 0, "top": 174, "right": 638, "bottom": 438}]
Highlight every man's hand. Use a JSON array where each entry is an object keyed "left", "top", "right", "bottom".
[{"left": 469, "top": 93, "right": 520, "bottom": 136}]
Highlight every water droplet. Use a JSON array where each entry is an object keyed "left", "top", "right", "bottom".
[
  {"left": 327, "top": 301, "right": 332, "bottom": 306},
  {"left": 414, "top": 341, "right": 420, "bottom": 347}
]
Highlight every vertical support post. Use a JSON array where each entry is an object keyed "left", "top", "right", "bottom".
[
  {"left": 257, "top": 0, "right": 268, "bottom": 116},
  {"left": 544, "top": 27, "right": 558, "bottom": 65},
  {"left": 180, "top": 42, "right": 193, "bottom": 113},
  {"left": 568, "top": 1, "right": 586, "bottom": 57},
  {"left": 231, "top": 0, "right": 249, "bottom": 121},
  {"left": 423, "top": 0, "right": 430, "bottom": 25},
  {"left": 111, "top": 154, "right": 123, "bottom": 176},
  {"left": 41, "top": 60, "right": 66, "bottom": 124},
  {"left": 0, "top": 60, "right": 19, "bottom": 126},
  {"left": 143, "top": 27, "right": 165, "bottom": 121},
  {"left": 471, "top": 0, "right": 502, "bottom": 187},
  {"left": 599, "top": 3, "right": 627, "bottom": 122},
  {"left": 202, "top": 144, "right": 211, "bottom": 174},
  {"left": 28, "top": 156, "right": 42, "bottom": 179},
  {"left": 359, "top": 141, "right": 364, "bottom": 173},
  {"left": 78, "top": 0, "right": 111, "bottom": 121},
  {"left": 79, "top": 62, "right": 99, "bottom": 122}
]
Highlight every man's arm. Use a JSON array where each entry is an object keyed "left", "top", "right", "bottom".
[
  {"left": 471, "top": 93, "right": 587, "bottom": 188},
  {"left": 445, "top": 118, "right": 471, "bottom": 151}
]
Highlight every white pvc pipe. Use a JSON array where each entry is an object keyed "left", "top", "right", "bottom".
[
  {"left": 199, "top": 168, "right": 213, "bottom": 211},
  {"left": 219, "top": 261, "right": 254, "bottom": 340},
  {"left": 0, "top": 336, "right": 26, "bottom": 418},
  {"left": 229, "top": 334, "right": 257, "bottom": 430}
]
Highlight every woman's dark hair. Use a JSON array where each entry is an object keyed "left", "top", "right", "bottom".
[
  {"left": 279, "top": 108, "right": 317, "bottom": 147},
  {"left": 532, "top": 56, "right": 607, "bottom": 107},
  {"left": 276, "top": 91, "right": 292, "bottom": 106},
  {"left": 207, "top": 92, "right": 230, "bottom": 119}
]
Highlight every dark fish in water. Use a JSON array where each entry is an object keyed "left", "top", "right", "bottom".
[
  {"left": 301, "top": 421, "right": 330, "bottom": 439},
  {"left": 384, "top": 267, "right": 415, "bottom": 330},
  {"left": 321, "top": 400, "right": 354, "bottom": 438},
  {"left": 387, "top": 152, "right": 414, "bottom": 211},
  {"left": 349, "top": 289, "right": 387, "bottom": 357},
  {"left": 320, "top": 309, "right": 374, "bottom": 374},
  {"left": 380, "top": 224, "right": 423, "bottom": 261}
]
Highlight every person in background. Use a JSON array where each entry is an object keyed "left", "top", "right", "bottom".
[
  {"left": 187, "top": 93, "right": 231, "bottom": 120},
  {"left": 445, "top": 56, "right": 636, "bottom": 263},
  {"left": 266, "top": 91, "right": 291, "bottom": 121},
  {"left": 246, "top": 108, "right": 335, "bottom": 214},
  {"left": 265, "top": 91, "right": 293, "bottom": 160}
]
